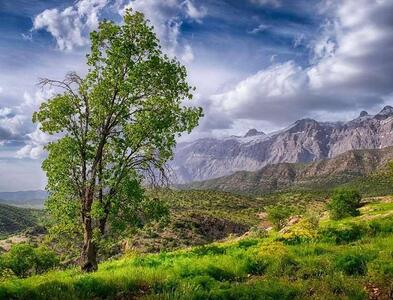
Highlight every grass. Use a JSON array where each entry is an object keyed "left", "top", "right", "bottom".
[{"left": 1, "top": 199, "right": 393, "bottom": 299}]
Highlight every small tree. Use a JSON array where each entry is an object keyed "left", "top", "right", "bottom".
[
  {"left": 33, "top": 10, "right": 202, "bottom": 272},
  {"left": 267, "top": 205, "right": 292, "bottom": 230},
  {"left": 328, "top": 189, "right": 361, "bottom": 220}
]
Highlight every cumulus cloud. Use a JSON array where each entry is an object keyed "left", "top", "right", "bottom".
[
  {"left": 33, "top": 0, "right": 205, "bottom": 62},
  {"left": 122, "top": 0, "right": 206, "bottom": 62},
  {"left": 207, "top": 0, "right": 393, "bottom": 128},
  {"left": 33, "top": 0, "right": 109, "bottom": 51}
]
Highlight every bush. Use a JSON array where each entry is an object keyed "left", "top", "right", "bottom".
[
  {"left": 328, "top": 189, "right": 361, "bottom": 220},
  {"left": 1, "top": 244, "right": 59, "bottom": 278},
  {"left": 280, "top": 218, "right": 319, "bottom": 244},
  {"left": 244, "top": 256, "right": 269, "bottom": 275},
  {"left": 335, "top": 252, "right": 368, "bottom": 276},
  {"left": 266, "top": 205, "right": 293, "bottom": 230},
  {"left": 319, "top": 223, "right": 366, "bottom": 244}
]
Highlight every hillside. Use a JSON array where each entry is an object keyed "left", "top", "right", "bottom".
[
  {"left": 0, "top": 190, "right": 47, "bottom": 209},
  {"left": 172, "top": 106, "right": 393, "bottom": 183},
  {"left": 0, "top": 204, "right": 41, "bottom": 238},
  {"left": 114, "top": 190, "right": 270, "bottom": 253},
  {"left": 1, "top": 197, "right": 393, "bottom": 299},
  {"left": 182, "top": 147, "right": 393, "bottom": 195}
]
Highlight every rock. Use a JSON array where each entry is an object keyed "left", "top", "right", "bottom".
[
  {"left": 359, "top": 110, "right": 368, "bottom": 117},
  {"left": 244, "top": 129, "right": 265, "bottom": 137},
  {"left": 171, "top": 106, "right": 393, "bottom": 183}
]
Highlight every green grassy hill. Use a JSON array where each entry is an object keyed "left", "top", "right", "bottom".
[
  {"left": 182, "top": 147, "right": 393, "bottom": 196},
  {"left": 128, "top": 190, "right": 270, "bottom": 252},
  {"left": 0, "top": 204, "right": 42, "bottom": 239},
  {"left": 2, "top": 197, "right": 393, "bottom": 299}
]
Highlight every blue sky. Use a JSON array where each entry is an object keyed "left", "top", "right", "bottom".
[{"left": 0, "top": 0, "right": 393, "bottom": 191}]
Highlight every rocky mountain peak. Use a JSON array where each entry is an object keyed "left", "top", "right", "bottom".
[
  {"left": 359, "top": 111, "right": 369, "bottom": 117},
  {"left": 172, "top": 105, "right": 393, "bottom": 183},
  {"left": 377, "top": 105, "right": 393, "bottom": 116},
  {"left": 244, "top": 129, "right": 265, "bottom": 137}
]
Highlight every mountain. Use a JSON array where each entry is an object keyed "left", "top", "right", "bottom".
[
  {"left": 172, "top": 106, "right": 393, "bottom": 183},
  {"left": 0, "top": 190, "right": 47, "bottom": 208},
  {"left": 0, "top": 203, "right": 42, "bottom": 238},
  {"left": 181, "top": 147, "right": 393, "bottom": 195}
]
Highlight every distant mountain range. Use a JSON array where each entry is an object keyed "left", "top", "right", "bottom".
[
  {"left": 0, "top": 190, "right": 47, "bottom": 209},
  {"left": 181, "top": 147, "right": 393, "bottom": 195},
  {"left": 172, "top": 106, "right": 393, "bottom": 183}
]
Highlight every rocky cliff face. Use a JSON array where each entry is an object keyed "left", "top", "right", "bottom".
[
  {"left": 172, "top": 106, "right": 393, "bottom": 183},
  {"left": 181, "top": 146, "right": 393, "bottom": 194}
]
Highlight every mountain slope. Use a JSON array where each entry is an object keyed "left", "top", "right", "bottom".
[
  {"left": 182, "top": 147, "right": 393, "bottom": 195},
  {"left": 0, "top": 190, "right": 47, "bottom": 208},
  {"left": 172, "top": 106, "right": 393, "bottom": 183},
  {"left": 0, "top": 204, "right": 41, "bottom": 238}
]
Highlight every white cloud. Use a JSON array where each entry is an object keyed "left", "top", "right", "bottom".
[
  {"left": 250, "top": 0, "right": 281, "bottom": 8},
  {"left": 249, "top": 24, "right": 270, "bottom": 34},
  {"left": 122, "top": 0, "right": 206, "bottom": 63},
  {"left": 33, "top": 0, "right": 109, "bottom": 51},
  {"left": 205, "top": 0, "right": 393, "bottom": 128},
  {"left": 15, "top": 127, "right": 50, "bottom": 159},
  {"left": 183, "top": 0, "right": 207, "bottom": 22}
]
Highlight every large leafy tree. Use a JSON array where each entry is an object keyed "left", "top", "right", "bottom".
[{"left": 33, "top": 10, "right": 202, "bottom": 272}]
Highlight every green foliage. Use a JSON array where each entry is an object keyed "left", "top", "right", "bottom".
[
  {"left": 0, "top": 244, "right": 59, "bottom": 278},
  {"left": 280, "top": 217, "right": 319, "bottom": 244},
  {"left": 319, "top": 223, "right": 366, "bottom": 244},
  {"left": 0, "top": 204, "right": 41, "bottom": 238},
  {"left": 335, "top": 252, "right": 369, "bottom": 276},
  {"left": 1, "top": 199, "right": 393, "bottom": 298},
  {"left": 266, "top": 205, "right": 293, "bottom": 230},
  {"left": 33, "top": 9, "right": 202, "bottom": 269},
  {"left": 328, "top": 189, "right": 361, "bottom": 220}
]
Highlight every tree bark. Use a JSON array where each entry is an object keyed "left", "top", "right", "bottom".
[
  {"left": 80, "top": 187, "right": 98, "bottom": 272},
  {"left": 80, "top": 213, "right": 98, "bottom": 272}
]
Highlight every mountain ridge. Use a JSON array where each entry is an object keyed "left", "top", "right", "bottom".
[
  {"left": 172, "top": 106, "right": 393, "bottom": 183},
  {"left": 180, "top": 146, "right": 393, "bottom": 195}
]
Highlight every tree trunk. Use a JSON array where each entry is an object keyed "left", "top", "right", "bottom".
[
  {"left": 80, "top": 213, "right": 98, "bottom": 272},
  {"left": 98, "top": 217, "right": 107, "bottom": 235}
]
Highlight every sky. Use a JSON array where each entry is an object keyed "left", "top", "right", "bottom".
[{"left": 1, "top": 0, "right": 393, "bottom": 191}]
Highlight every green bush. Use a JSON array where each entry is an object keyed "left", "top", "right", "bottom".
[
  {"left": 244, "top": 256, "right": 269, "bottom": 275},
  {"left": 266, "top": 205, "right": 293, "bottom": 230},
  {"left": 328, "top": 189, "right": 361, "bottom": 220},
  {"left": 319, "top": 223, "right": 366, "bottom": 244},
  {"left": 335, "top": 252, "right": 368, "bottom": 276},
  {"left": 1, "top": 244, "right": 59, "bottom": 278}
]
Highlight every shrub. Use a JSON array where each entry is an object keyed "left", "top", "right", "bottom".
[
  {"left": 335, "top": 252, "right": 368, "bottom": 276},
  {"left": 266, "top": 205, "right": 293, "bottom": 230},
  {"left": 1, "top": 244, "right": 59, "bottom": 278},
  {"left": 192, "top": 245, "right": 225, "bottom": 256},
  {"left": 280, "top": 217, "right": 319, "bottom": 244},
  {"left": 328, "top": 189, "right": 361, "bottom": 220},
  {"left": 244, "top": 256, "right": 269, "bottom": 275},
  {"left": 319, "top": 223, "right": 366, "bottom": 244},
  {"left": 4, "top": 244, "right": 36, "bottom": 277}
]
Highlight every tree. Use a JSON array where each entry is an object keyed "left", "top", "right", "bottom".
[
  {"left": 328, "top": 189, "right": 361, "bottom": 220},
  {"left": 33, "top": 10, "right": 202, "bottom": 272},
  {"left": 266, "top": 205, "right": 292, "bottom": 230}
]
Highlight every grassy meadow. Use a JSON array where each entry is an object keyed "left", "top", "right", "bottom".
[{"left": 1, "top": 197, "right": 393, "bottom": 299}]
